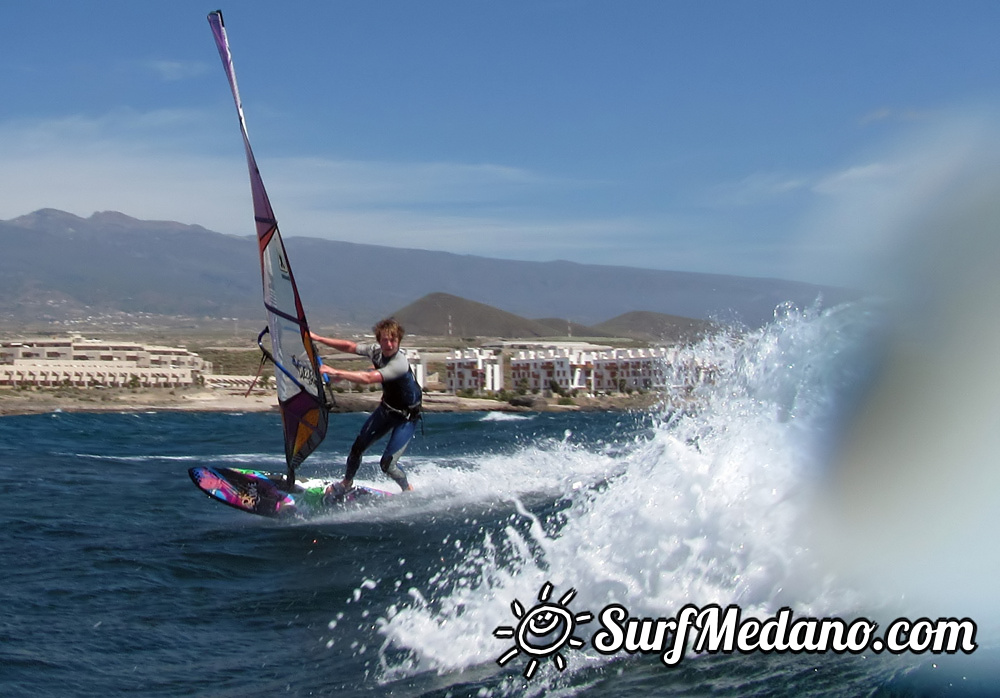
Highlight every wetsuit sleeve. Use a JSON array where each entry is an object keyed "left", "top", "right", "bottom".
[
  {"left": 355, "top": 343, "right": 377, "bottom": 360},
  {"left": 377, "top": 351, "right": 411, "bottom": 382}
]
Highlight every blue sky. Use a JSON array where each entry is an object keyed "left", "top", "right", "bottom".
[{"left": 3, "top": 1, "right": 999, "bottom": 287}]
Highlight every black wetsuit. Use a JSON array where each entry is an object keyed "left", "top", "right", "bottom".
[{"left": 343, "top": 344, "right": 422, "bottom": 490}]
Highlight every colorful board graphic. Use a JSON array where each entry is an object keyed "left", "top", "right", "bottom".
[{"left": 189, "top": 467, "right": 393, "bottom": 518}]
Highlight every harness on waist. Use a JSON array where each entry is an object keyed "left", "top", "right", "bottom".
[{"left": 380, "top": 399, "right": 422, "bottom": 422}]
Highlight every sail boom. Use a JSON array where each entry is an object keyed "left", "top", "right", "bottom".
[{"left": 256, "top": 326, "right": 327, "bottom": 406}]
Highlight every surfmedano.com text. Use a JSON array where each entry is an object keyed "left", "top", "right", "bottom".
[{"left": 592, "top": 604, "right": 978, "bottom": 666}]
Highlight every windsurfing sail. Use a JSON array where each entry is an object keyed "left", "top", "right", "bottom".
[{"left": 208, "top": 10, "right": 328, "bottom": 486}]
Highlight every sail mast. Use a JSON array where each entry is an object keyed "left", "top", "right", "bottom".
[{"left": 207, "top": 10, "right": 328, "bottom": 485}]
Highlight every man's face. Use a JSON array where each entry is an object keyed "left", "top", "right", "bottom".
[{"left": 378, "top": 332, "right": 400, "bottom": 357}]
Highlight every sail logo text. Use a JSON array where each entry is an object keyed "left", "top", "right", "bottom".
[
  {"left": 290, "top": 353, "right": 317, "bottom": 385},
  {"left": 494, "top": 584, "right": 978, "bottom": 678}
]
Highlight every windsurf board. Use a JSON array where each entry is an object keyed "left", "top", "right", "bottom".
[{"left": 188, "top": 466, "right": 393, "bottom": 518}]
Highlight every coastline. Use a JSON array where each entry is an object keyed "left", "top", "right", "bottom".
[{"left": 0, "top": 387, "right": 660, "bottom": 417}]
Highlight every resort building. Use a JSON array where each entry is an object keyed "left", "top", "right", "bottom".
[
  {"left": 510, "top": 349, "right": 582, "bottom": 393},
  {"left": 0, "top": 334, "right": 212, "bottom": 388},
  {"left": 587, "top": 348, "right": 674, "bottom": 393},
  {"left": 404, "top": 349, "right": 427, "bottom": 389},
  {"left": 509, "top": 346, "right": 704, "bottom": 395},
  {"left": 443, "top": 342, "right": 702, "bottom": 396},
  {"left": 445, "top": 348, "right": 504, "bottom": 393}
]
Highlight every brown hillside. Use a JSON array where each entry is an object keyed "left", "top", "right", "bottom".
[
  {"left": 593, "top": 311, "right": 715, "bottom": 343},
  {"left": 392, "top": 293, "right": 713, "bottom": 342},
  {"left": 533, "top": 318, "right": 614, "bottom": 338},
  {"left": 392, "top": 293, "right": 554, "bottom": 338}
]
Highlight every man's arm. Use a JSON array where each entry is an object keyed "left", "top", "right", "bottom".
[
  {"left": 319, "top": 365, "right": 383, "bottom": 385},
  {"left": 309, "top": 331, "right": 357, "bottom": 354}
]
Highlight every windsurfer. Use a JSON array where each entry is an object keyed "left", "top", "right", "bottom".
[{"left": 310, "top": 318, "right": 421, "bottom": 493}]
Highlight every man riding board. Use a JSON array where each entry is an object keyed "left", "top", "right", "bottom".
[{"left": 310, "top": 318, "right": 421, "bottom": 493}]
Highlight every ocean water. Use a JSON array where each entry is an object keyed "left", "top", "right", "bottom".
[{"left": 2, "top": 302, "right": 996, "bottom": 697}]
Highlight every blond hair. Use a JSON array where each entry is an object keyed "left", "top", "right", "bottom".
[{"left": 373, "top": 317, "right": 405, "bottom": 342}]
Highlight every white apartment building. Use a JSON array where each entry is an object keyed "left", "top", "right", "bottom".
[
  {"left": 588, "top": 348, "right": 674, "bottom": 393},
  {"left": 0, "top": 334, "right": 212, "bottom": 388},
  {"left": 446, "top": 348, "right": 503, "bottom": 393},
  {"left": 510, "top": 349, "right": 581, "bottom": 393},
  {"left": 510, "top": 346, "right": 681, "bottom": 395},
  {"left": 0, "top": 334, "right": 427, "bottom": 392},
  {"left": 404, "top": 349, "right": 427, "bottom": 389}
]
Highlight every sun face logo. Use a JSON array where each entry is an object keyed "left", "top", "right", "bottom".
[{"left": 493, "top": 582, "right": 593, "bottom": 679}]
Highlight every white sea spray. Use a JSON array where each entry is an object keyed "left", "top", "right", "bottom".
[{"left": 373, "top": 301, "right": 881, "bottom": 682}]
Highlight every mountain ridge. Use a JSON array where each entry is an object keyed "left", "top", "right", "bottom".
[
  {"left": 391, "top": 293, "right": 718, "bottom": 342},
  {"left": 0, "top": 209, "right": 856, "bottom": 330}
]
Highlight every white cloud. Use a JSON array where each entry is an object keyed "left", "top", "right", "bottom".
[
  {"left": 146, "top": 59, "right": 210, "bottom": 82},
  {"left": 0, "top": 108, "right": 222, "bottom": 153},
  {"left": 0, "top": 110, "right": 246, "bottom": 229},
  {"left": 0, "top": 109, "right": 680, "bottom": 269},
  {"left": 858, "top": 106, "right": 935, "bottom": 126},
  {"left": 793, "top": 107, "right": 1000, "bottom": 288},
  {"left": 263, "top": 157, "right": 568, "bottom": 209},
  {"left": 811, "top": 161, "right": 903, "bottom": 196},
  {"left": 0, "top": 107, "right": 822, "bottom": 277},
  {"left": 707, "top": 171, "right": 809, "bottom": 207}
]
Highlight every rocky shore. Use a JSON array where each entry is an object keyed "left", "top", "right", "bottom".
[{"left": 0, "top": 386, "right": 660, "bottom": 417}]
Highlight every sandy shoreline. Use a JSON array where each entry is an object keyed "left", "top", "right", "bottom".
[
  {"left": 0, "top": 387, "right": 658, "bottom": 417},
  {"left": 0, "top": 388, "right": 279, "bottom": 417}
]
